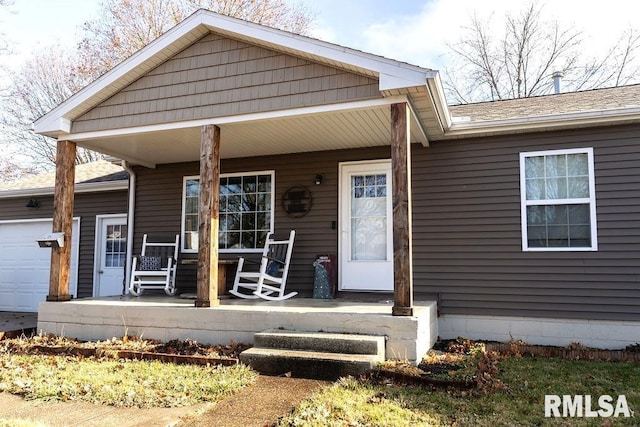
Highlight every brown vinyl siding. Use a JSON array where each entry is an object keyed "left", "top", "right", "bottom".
[
  {"left": 132, "top": 147, "right": 391, "bottom": 294},
  {"left": 0, "top": 190, "right": 128, "bottom": 298},
  {"left": 412, "top": 123, "right": 640, "bottom": 322},
  {"left": 72, "top": 33, "right": 381, "bottom": 133},
  {"left": 132, "top": 123, "right": 640, "bottom": 321}
]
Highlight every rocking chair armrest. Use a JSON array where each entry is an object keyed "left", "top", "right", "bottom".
[
  {"left": 241, "top": 257, "right": 261, "bottom": 265},
  {"left": 263, "top": 255, "right": 285, "bottom": 265}
]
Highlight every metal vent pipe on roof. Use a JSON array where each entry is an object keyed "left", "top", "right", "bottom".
[{"left": 552, "top": 71, "right": 564, "bottom": 94}]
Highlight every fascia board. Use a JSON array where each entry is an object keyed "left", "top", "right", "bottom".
[
  {"left": 379, "top": 72, "right": 433, "bottom": 91},
  {"left": 0, "top": 180, "right": 128, "bottom": 199},
  {"left": 446, "top": 107, "right": 640, "bottom": 137}
]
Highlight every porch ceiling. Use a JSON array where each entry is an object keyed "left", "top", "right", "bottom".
[{"left": 73, "top": 105, "right": 427, "bottom": 166}]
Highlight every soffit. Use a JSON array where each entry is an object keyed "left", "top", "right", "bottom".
[{"left": 74, "top": 106, "right": 426, "bottom": 166}]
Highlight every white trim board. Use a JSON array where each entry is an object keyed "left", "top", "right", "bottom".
[
  {"left": 519, "top": 147, "right": 598, "bottom": 252},
  {"left": 438, "top": 314, "right": 640, "bottom": 350}
]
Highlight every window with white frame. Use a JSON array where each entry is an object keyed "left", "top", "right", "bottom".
[
  {"left": 520, "top": 148, "right": 597, "bottom": 251},
  {"left": 182, "top": 171, "right": 274, "bottom": 253}
]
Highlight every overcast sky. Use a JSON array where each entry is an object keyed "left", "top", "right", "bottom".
[{"left": 2, "top": 0, "right": 639, "bottom": 71}]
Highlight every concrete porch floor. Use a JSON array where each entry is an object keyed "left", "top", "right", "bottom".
[{"left": 37, "top": 295, "right": 438, "bottom": 363}]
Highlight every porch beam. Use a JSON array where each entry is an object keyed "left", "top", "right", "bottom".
[
  {"left": 195, "top": 125, "right": 220, "bottom": 307},
  {"left": 391, "top": 102, "right": 414, "bottom": 316},
  {"left": 47, "top": 140, "right": 76, "bottom": 302}
]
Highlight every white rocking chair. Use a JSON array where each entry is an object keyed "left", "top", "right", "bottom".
[
  {"left": 230, "top": 230, "right": 296, "bottom": 301},
  {"left": 129, "top": 234, "right": 179, "bottom": 296}
]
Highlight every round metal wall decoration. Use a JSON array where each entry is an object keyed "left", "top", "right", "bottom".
[{"left": 282, "top": 186, "right": 313, "bottom": 218}]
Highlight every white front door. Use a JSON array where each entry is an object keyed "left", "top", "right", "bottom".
[
  {"left": 94, "top": 215, "right": 127, "bottom": 296},
  {"left": 339, "top": 160, "right": 393, "bottom": 291}
]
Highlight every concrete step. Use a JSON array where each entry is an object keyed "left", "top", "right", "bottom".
[
  {"left": 240, "top": 347, "right": 382, "bottom": 380},
  {"left": 254, "top": 329, "right": 385, "bottom": 356}
]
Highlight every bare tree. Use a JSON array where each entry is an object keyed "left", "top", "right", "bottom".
[
  {"left": 76, "top": 0, "right": 186, "bottom": 81},
  {"left": 0, "top": 0, "right": 11, "bottom": 52},
  {"left": 0, "top": 0, "right": 15, "bottom": 75},
  {"left": 2, "top": 46, "right": 103, "bottom": 171},
  {"left": 0, "top": 157, "right": 37, "bottom": 181},
  {"left": 2, "top": 0, "right": 314, "bottom": 170},
  {"left": 77, "top": 0, "right": 314, "bottom": 83},
  {"left": 191, "top": 0, "right": 313, "bottom": 34},
  {"left": 445, "top": 2, "right": 640, "bottom": 103},
  {"left": 571, "top": 28, "right": 640, "bottom": 91}
]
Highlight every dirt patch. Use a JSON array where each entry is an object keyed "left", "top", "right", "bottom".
[
  {"left": 485, "top": 341, "right": 640, "bottom": 361},
  {"left": 178, "top": 376, "right": 329, "bottom": 427},
  {"left": 0, "top": 334, "right": 251, "bottom": 366}
]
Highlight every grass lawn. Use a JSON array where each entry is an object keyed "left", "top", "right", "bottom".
[
  {"left": 0, "top": 353, "right": 256, "bottom": 408},
  {"left": 278, "top": 355, "right": 640, "bottom": 426}
]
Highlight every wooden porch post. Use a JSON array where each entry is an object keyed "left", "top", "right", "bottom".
[
  {"left": 47, "top": 140, "right": 76, "bottom": 302},
  {"left": 195, "top": 125, "right": 220, "bottom": 307},
  {"left": 391, "top": 103, "right": 414, "bottom": 316}
]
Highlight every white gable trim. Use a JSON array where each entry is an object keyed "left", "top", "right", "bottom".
[
  {"left": 34, "top": 10, "right": 435, "bottom": 137},
  {"left": 58, "top": 96, "right": 410, "bottom": 143}
]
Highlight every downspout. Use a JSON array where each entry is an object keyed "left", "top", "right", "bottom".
[{"left": 122, "top": 161, "right": 136, "bottom": 294}]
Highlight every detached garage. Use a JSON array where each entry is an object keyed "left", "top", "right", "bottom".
[{"left": 0, "top": 160, "right": 129, "bottom": 312}]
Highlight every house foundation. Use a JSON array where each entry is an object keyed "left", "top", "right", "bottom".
[{"left": 37, "top": 297, "right": 438, "bottom": 363}]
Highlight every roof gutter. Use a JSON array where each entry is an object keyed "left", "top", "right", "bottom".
[
  {"left": 0, "top": 180, "right": 128, "bottom": 199},
  {"left": 445, "top": 106, "right": 640, "bottom": 137},
  {"left": 122, "top": 161, "right": 136, "bottom": 294},
  {"left": 425, "top": 74, "right": 452, "bottom": 134}
]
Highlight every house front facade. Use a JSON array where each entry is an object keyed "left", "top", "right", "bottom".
[{"left": 33, "top": 10, "right": 640, "bottom": 350}]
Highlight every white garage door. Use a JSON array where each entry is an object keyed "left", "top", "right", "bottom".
[{"left": 0, "top": 219, "right": 80, "bottom": 312}]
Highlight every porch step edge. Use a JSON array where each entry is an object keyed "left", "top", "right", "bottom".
[
  {"left": 254, "top": 329, "right": 385, "bottom": 356},
  {"left": 239, "top": 347, "right": 382, "bottom": 380}
]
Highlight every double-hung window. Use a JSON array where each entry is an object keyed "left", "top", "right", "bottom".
[
  {"left": 182, "top": 171, "right": 274, "bottom": 253},
  {"left": 520, "top": 148, "right": 597, "bottom": 251}
]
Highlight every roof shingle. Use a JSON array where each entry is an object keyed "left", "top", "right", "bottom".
[
  {"left": 0, "top": 160, "right": 127, "bottom": 191},
  {"left": 448, "top": 84, "right": 640, "bottom": 122}
]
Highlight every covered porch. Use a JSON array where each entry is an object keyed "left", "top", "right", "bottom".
[
  {"left": 32, "top": 10, "right": 450, "bottom": 362},
  {"left": 42, "top": 99, "right": 424, "bottom": 312},
  {"left": 38, "top": 296, "right": 437, "bottom": 363}
]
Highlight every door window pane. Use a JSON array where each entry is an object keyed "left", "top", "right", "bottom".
[
  {"left": 104, "top": 224, "right": 127, "bottom": 267},
  {"left": 350, "top": 174, "right": 388, "bottom": 260}
]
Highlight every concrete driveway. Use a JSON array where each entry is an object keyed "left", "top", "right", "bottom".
[{"left": 0, "top": 311, "right": 37, "bottom": 338}]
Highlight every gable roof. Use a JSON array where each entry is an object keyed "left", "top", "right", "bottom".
[
  {"left": 34, "top": 9, "right": 439, "bottom": 138},
  {"left": 0, "top": 160, "right": 128, "bottom": 196}
]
